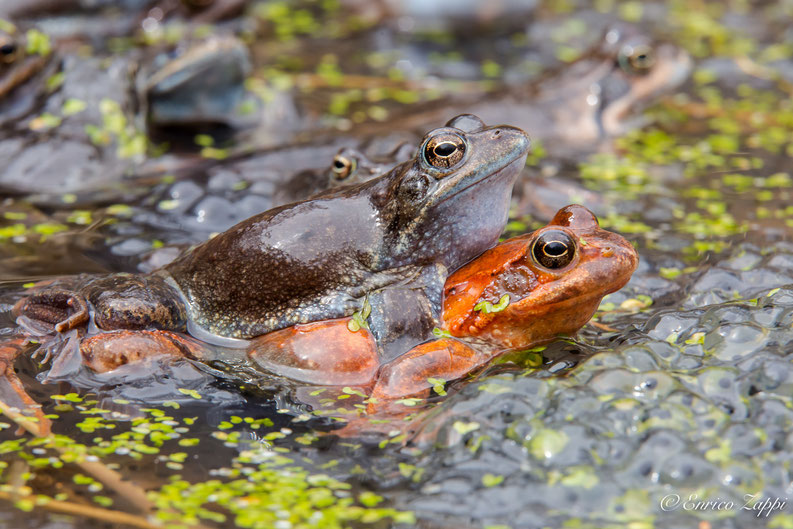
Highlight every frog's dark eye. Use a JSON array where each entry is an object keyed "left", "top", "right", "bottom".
[
  {"left": 0, "top": 40, "right": 18, "bottom": 64},
  {"left": 618, "top": 44, "right": 655, "bottom": 75},
  {"left": 331, "top": 154, "right": 355, "bottom": 181},
  {"left": 532, "top": 229, "right": 576, "bottom": 269},
  {"left": 423, "top": 133, "right": 466, "bottom": 170}
]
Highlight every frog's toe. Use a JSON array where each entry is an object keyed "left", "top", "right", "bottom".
[{"left": 14, "top": 289, "right": 89, "bottom": 334}]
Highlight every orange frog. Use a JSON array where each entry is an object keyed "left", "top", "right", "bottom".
[
  {"left": 3, "top": 205, "right": 637, "bottom": 431},
  {"left": 246, "top": 204, "right": 638, "bottom": 402}
]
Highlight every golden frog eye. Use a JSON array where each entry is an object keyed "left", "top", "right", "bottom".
[
  {"left": 423, "top": 133, "right": 466, "bottom": 170},
  {"left": 618, "top": 44, "right": 655, "bottom": 75},
  {"left": 0, "top": 38, "right": 19, "bottom": 65},
  {"left": 331, "top": 154, "right": 355, "bottom": 181},
  {"left": 532, "top": 229, "right": 576, "bottom": 269}
]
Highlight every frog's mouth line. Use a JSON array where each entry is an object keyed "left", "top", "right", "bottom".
[
  {"left": 505, "top": 271, "right": 634, "bottom": 321},
  {"left": 435, "top": 155, "right": 525, "bottom": 207}
]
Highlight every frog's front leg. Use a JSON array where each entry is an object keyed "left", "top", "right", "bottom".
[
  {"left": 365, "top": 263, "right": 447, "bottom": 362},
  {"left": 14, "top": 289, "right": 89, "bottom": 333},
  {"left": 370, "top": 338, "right": 494, "bottom": 402}
]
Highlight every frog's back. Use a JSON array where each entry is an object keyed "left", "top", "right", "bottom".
[{"left": 163, "top": 179, "right": 387, "bottom": 339}]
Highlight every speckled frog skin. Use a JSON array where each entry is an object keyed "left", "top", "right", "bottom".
[
  {"left": 15, "top": 114, "right": 530, "bottom": 343},
  {"left": 164, "top": 114, "right": 529, "bottom": 339}
]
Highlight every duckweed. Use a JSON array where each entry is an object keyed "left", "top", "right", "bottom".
[
  {"left": 25, "top": 29, "right": 51, "bottom": 57},
  {"left": 474, "top": 294, "right": 510, "bottom": 314}
]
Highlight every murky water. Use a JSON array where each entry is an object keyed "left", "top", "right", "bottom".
[{"left": 1, "top": 1, "right": 793, "bottom": 528}]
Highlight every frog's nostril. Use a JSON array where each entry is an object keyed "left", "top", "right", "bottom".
[{"left": 493, "top": 130, "right": 501, "bottom": 137}]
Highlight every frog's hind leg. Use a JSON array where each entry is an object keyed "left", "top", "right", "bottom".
[
  {"left": 370, "top": 338, "right": 494, "bottom": 404},
  {"left": 13, "top": 289, "right": 89, "bottom": 333},
  {"left": 0, "top": 338, "right": 51, "bottom": 436},
  {"left": 79, "top": 330, "right": 209, "bottom": 373}
]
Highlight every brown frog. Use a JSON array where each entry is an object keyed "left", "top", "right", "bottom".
[{"left": 15, "top": 114, "right": 530, "bottom": 344}]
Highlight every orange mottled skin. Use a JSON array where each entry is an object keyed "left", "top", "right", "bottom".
[{"left": 442, "top": 204, "right": 638, "bottom": 348}]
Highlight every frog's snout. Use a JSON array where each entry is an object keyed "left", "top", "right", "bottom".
[
  {"left": 491, "top": 125, "right": 531, "bottom": 159},
  {"left": 587, "top": 232, "right": 639, "bottom": 293}
]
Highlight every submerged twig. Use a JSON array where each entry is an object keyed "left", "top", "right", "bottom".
[
  {"left": 587, "top": 320, "right": 619, "bottom": 332},
  {"left": 0, "top": 489, "right": 160, "bottom": 529},
  {"left": 0, "top": 395, "right": 153, "bottom": 512},
  {"left": 0, "top": 339, "right": 153, "bottom": 512}
]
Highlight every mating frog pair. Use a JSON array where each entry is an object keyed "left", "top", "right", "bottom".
[{"left": 7, "top": 115, "right": 637, "bottom": 427}]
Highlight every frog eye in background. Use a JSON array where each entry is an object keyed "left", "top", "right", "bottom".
[
  {"left": 0, "top": 38, "right": 19, "bottom": 65},
  {"left": 532, "top": 230, "right": 576, "bottom": 269},
  {"left": 331, "top": 154, "right": 356, "bottom": 181},
  {"left": 423, "top": 133, "right": 466, "bottom": 170},
  {"left": 618, "top": 44, "right": 655, "bottom": 75}
]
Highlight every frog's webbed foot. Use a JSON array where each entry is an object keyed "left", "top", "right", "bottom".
[{"left": 14, "top": 289, "right": 89, "bottom": 334}]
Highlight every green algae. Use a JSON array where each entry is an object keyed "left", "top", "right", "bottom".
[
  {"left": 84, "top": 99, "right": 150, "bottom": 159},
  {"left": 0, "top": 399, "right": 414, "bottom": 528},
  {"left": 528, "top": 428, "right": 569, "bottom": 460},
  {"left": 347, "top": 298, "right": 372, "bottom": 332}
]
